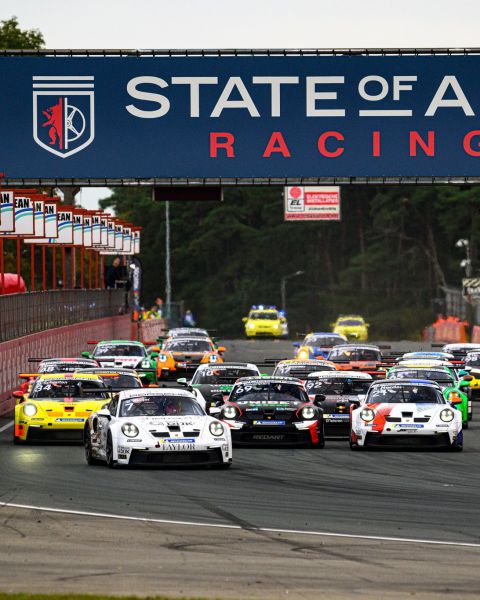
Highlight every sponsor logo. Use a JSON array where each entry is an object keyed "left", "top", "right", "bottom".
[
  {"left": 394, "top": 423, "right": 424, "bottom": 428},
  {"left": 161, "top": 438, "right": 196, "bottom": 443},
  {"left": 253, "top": 420, "right": 286, "bottom": 425},
  {"left": 252, "top": 434, "right": 285, "bottom": 440},
  {"left": 33, "top": 76, "right": 95, "bottom": 158}
]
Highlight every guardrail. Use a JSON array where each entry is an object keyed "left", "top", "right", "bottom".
[{"left": 0, "top": 289, "right": 128, "bottom": 342}]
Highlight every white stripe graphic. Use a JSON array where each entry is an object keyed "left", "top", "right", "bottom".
[
  {"left": 1, "top": 501, "right": 479, "bottom": 549},
  {"left": 33, "top": 84, "right": 94, "bottom": 88},
  {"left": 32, "top": 76, "right": 94, "bottom": 81},
  {"left": 359, "top": 109, "right": 413, "bottom": 117}
]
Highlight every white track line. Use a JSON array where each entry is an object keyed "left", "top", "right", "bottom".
[
  {"left": 1, "top": 501, "right": 479, "bottom": 549},
  {"left": 0, "top": 420, "right": 13, "bottom": 433}
]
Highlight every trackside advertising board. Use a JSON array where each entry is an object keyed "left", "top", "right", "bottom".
[
  {"left": 284, "top": 186, "right": 340, "bottom": 221},
  {"left": 5, "top": 54, "right": 480, "bottom": 179}
]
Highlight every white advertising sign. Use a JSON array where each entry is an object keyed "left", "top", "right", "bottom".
[{"left": 284, "top": 186, "right": 341, "bottom": 221}]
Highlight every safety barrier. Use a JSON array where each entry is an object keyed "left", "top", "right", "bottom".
[
  {"left": 430, "top": 316, "right": 468, "bottom": 343},
  {"left": 137, "top": 318, "right": 167, "bottom": 344},
  {"left": 0, "top": 289, "right": 128, "bottom": 343},
  {"left": 0, "top": 314, "right": 131, "bottom": 417},
  {"left": 471, "top": 326, "right": 480, "bottom": 344}
]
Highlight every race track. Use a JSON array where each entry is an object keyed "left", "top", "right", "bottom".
[{"left": 1, "top": 339, "right": 479, "bottom": 599}]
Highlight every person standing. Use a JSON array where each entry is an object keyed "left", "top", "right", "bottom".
[
  {"left": 104, "top": 257, "right": 122, "bottom": 289},
  {"left": 183, "top": 309, "right": 196, "bottom": 327}
]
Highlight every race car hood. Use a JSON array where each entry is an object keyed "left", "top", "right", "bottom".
[
  {"left": 25, "top": 398, "right": 109, "bottom": 418},
  {"left": 310, "top": 393, "right": 363, "bottom": 412},
  {"left": 171, "top": 352, "right": 209, "bottom": 361},
  {"left": 194, "top": 383, "right": 233, "bottom": 401},
  {"left": 234, "top": 398, "right": 303, "bottom": 421},
  {"left": 121, "top": 415, "right": 206, "bottom": 436},
  {"left": 366, "top": 402, "right": 440, "bottom": 417},
  {"left": 96, "top": 356, "right": 144, "bottom": 368}
]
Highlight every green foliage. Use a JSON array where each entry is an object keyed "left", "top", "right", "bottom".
[
  {"left": 0, "top": 16, "right": 44, "bottom": 49},
  {"left": 100, "top": 185, "right": 475, "bottom": 339}
]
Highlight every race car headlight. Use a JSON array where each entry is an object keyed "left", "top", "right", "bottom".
[
  {"left": 247, "top": 323, "right": 255, "bottom": 330},
  {"left": 209, "top": 354, "right": 218, "bottom": 363},
  {"left": 440, "top": 408, "right": 455, "bottom": 422},
  {"left": 121, "top": 423, "right": 139, "bottom": 437},
  {"left": 141, "top": 359, "right": 150, "bottom": 368},
  {"left": 360, "top": 408, "right": 375, "bottom": 422},
  {"left": 209, "top": 421, "right": 224, "bottom": 436},
  {"left": 223, "top": 405, "right": 238, "bottom": 419},
  {"left": 300, "top": 406, "right": 316, "bottom": 420},
  {"left": 298, "top": 350, "right": 309, "bottom": 360},
  {"left": 158, "top": 354, "right": 167, "bottom": 362},
  {"left": 23, "top": 404, "right": 37, "bottom": 417}
]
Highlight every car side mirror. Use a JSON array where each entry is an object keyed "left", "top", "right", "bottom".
[
  {"left": 82, "top": 351, "right": 91, "bottom": 358},
  {"left": 150, "top": 352, "right": 159, "bottom": 358},
  {"left": 97, "top": 408, "right": 111, "bottom": 420},
  {"left": 177, "top": 378, "right": 188, "bottom": 386},
  {"left": 217, "top": 346, "right": 226, "bottom": 353},
  {"left": 293, "top": 342, "right": 299, "bottom": 348},
  {"left": 314, "top": 394, "right": 326, "bottom": 405},
  {"left": 242, "top": 317, "right": 248, "bottom": 322},
  {"left": 13, "top": 390, "right": 24, "bottom": 399},
  {"left": 210, "top": 392, "right": 225, "bottom": 404},
  {"left": 450, "top": 397, "right": 463, "bottom": 405}
]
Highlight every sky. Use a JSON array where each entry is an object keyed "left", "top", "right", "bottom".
[{"left": 4, "top": 0, "right": 480, "bottom": 209}]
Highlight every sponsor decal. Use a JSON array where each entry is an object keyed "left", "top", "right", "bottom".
[
  {"left": 253, "top": 420, "right": 286, "bottom": 425},
  {"left": 252, "top": 434, "right": 285, "bottom": 440},
  {"left": 55, "top": 417, "right": 84, "bottom": 422},
  {"left": 394, "top": 423, "right": 424, "bottom": 428},
  {"left": 126, "top": 438, "right": 142, "bottom": 442}
]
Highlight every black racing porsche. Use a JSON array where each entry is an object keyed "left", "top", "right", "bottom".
[
  {"left": 304, "top": 371, "right": 373, "bottom": 438},
  {"left": 220, "top": 376, "right": 325, "bottom": 447}
]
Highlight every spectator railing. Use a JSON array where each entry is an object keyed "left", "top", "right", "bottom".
[{"left": 0, "top": 289, "right": 128, "bottom": 342}]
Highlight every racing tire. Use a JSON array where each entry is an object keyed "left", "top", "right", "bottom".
[
  {"left": 12, "top": 435, "right": 24, "bottom": 445},
  {"left": 449, "top": 443, "right": 463, "bottom": 452},
  {"left": 84, "top": 427, "right": 101, "bottom": 466},
  {"left": 463, "top": 420, "right": 469, "bottom": 430},
  {"left": 106, "top": 432, "right": 117, "bottom": 469}
]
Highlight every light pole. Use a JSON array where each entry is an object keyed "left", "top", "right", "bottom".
[
  {"left": 456, "top": 239, "right": 472, "bottom": 277},
  {"left": 281, "top": 270, "right": 304, "bottom": 314}
]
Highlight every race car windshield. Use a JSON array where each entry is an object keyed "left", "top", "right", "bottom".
[
  {"left": 171, "top": 329, "right": 208, "bottom": 337},
  {"left": 39, "top": 361, "right": 96, "bottom": 373},
  {"left": 231, "top": 382, "right": 306, "bottom": 403},
  {"left": 30, "top": 380, "right": 110, "bottom": 399},
  {"left": 163, "top": 339, "right": 212, "bottom": 352},
  {"left": 305, "top": 336, "right": 345, "bottom": 347},
  {"left": 193, "top": 367, "right": 258, "bottom": 384},
  {"left": 367, "top": 385, "right": 442, "bottom": 404},
  {"left": 120, "top": 396, "right": 204, "bottom": 417},
  {"left": 465, "top": 353, "right": 480, "bottom": 367},
  {"left": 329, "top": 348, "right": 380, "bottom": 362},
  {"left": 338, "top": 319, "right": 364, "bottom": 326},
  {"left": 274, "top": 363, "right": 335, "bottom": 377},
  {"left": 390, "top": 369, "right": 454, "bottom": 384},
  {"left": 249, "top": 312, "right": 278, "bottom": 320},
  {"left": 305, "top": 379, "right": 371, "bottom": 395},
  {"left": 93, "top": 345, "right": 146, "bottom": 358}
]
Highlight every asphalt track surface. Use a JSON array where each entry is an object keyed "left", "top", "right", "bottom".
[{"left": 1, "top": 339, "right": 480, "bottom": 599}]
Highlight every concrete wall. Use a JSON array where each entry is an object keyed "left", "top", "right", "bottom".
[{"left": 0, "top": 314, "right": 132, "bottom": 416}]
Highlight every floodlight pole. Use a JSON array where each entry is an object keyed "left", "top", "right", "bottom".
[
  {"left": 281, "top": 270, "right": 305, "bottom": 314},
  {"left": 165, "top": 200, "right": 172, "bottom": 319}
]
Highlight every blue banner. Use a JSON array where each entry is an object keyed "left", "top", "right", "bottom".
[{"left": 2, "top": 55, "right": 480, "bottom": 178}]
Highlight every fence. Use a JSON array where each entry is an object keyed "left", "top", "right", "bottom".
[{"left": 0, "top": 289, "right": 128, "bottom": 342}]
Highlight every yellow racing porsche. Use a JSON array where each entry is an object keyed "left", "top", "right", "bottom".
[{"left": 13, "top": 373, "right": 111, "bottom": 443}]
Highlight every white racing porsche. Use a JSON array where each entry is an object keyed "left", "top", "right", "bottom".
[
  {"left": 84, "top": 388, "right": 232, "bottom": 468},
  {"left": 350, "top": 379, "right": 463, "bottom": 451}
]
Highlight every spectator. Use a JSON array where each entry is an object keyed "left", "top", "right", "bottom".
[
  {"left": 184, "top": 309, "right": 196, "bottom": 327},
  {"left": 104, "top": 257, "right": 122, "bottom": 289},
  {"left": 147, "top": 305, "right": 160, "bottom": 319},
  {"left": 155, "top": 297, "right": 164, "bottom": 317}
]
